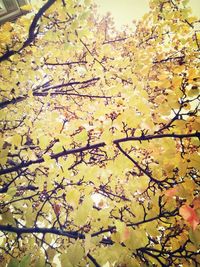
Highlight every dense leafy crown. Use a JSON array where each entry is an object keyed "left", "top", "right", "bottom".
[{"left": 0, "top": 0, "right": 200, "bottom": 266}]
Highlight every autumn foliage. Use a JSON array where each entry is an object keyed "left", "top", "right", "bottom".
[{"left": 0, "top": 0, "right": 200, "bottom": 266}]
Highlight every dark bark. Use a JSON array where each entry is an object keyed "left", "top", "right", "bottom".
[
  {"left": 0, "top": 142, "right": 106, "bottom": 175},
  {"left": 113, "top": 132, "right": 200, "bottom": 144},
  {"left": 0, "top": 0, "right": 56, "bottom": 63},
  {"left": 0, "top": 132, "right": 199, "bottom": 176},
  {"left": 0, "top": 224, "right": 85, "bottom": 239},
  {"left": 0, "top": 77, "right": 100, "bottom": 109}
]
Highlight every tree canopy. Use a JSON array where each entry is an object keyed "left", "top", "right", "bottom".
[{"left": 0, "top": 0, "right": 200, "bottom": 266}]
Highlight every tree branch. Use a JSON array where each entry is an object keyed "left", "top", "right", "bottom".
[
  {"left": 115, "top": 142, "right": 160, "bottom": 183},
  {"left": 0, "top": 224, "right": 85, "bottom": 239},
  {"left": 113, "top": 132, "right": 200, "bottom": 144},
  {"left": 0, "top": 77, "right": 100, "bottom": 110},
  {"left": 87, "top": 253, "right": 101, "bottom": 267},
  {"left": 0, "top": 0, "right": 56, "bottom": 63},
  {"left": 45, "top": 60, "right": 87, "bottom": 66},
  {"left": 0, "top": 132, "right": 199, "bottom": 175},
  {"left": 0, "top": 142, "right": 106, "bottom": 175}
]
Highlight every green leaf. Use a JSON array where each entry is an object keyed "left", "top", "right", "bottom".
[
  {"left": 67, "top": 241, "right": 84, "bottom": 266},
  {"left": 8, "top": 258, "right": 19, "bottom": 267},
  {"left": 7, "top": 187, "right": 17, "bottom": 197},
  {"left": 19, "top": 254, "right": 31, "bottom": 267},
  {"left": 35, "top": 255, "right": 45, "bottom": 267},
  {"left": 189, "top": 228, "right": 200, "bottom": 248}
]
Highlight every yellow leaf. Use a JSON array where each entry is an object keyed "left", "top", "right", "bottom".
[
  {"left": 20, "top": 4, "right": 32, "bottom": 11},
  {"left": 74, "top": 197, "right": 93, "bottom": 225},
  {"left": 67, "top": 241, "right": 84, "bottom": 266},
  {"left": 73, "top": 129, "right": 88, "bottom": 144},
  {"left": 60, "top": 254, "right": 73, "bottom": 267},
  {"left": 189, "top": 227, "right": 200, "bottom": 248},
  {"left": 4, "top": 187, "right": 17, "bottom": 201},
  {"left": 12, "top": 134, "right": 21, "bottom": 146},
  {"left": 65, "top": 189, "right": 80, "bottom": 208},
  {"left": 102, "top": 262, "right": 110, "bottom": 267},
  {"left": 124, "top": 228, "right": 148, "bottom": 250}
]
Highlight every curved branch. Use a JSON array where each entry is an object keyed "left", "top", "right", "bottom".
[
  {"left": 0, "top": 224, "right": 85, "bottom": 239},
  {"left": 0, "top": 142, "right": 106, "bottom": 175},
  {"left": 115, "top": 142, "right": 159, "bottom": 183},
  {"left": 45, "top": 60, "right": 87, "bottom": 66},
  {"left": 113, "top": 132, "right": 200, "bottom": 144},
  {"left": 0, "top": 132, "right": 199, "bottom": 176},
  {"left": 0, "top": 0, "right": 56, "bottom": 63},
  {"left": 0, "top": 77, "right": 100, "bottom": 110}
]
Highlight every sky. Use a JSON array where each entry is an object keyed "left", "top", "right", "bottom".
[{"left": 95, "top": 0, "right": 200, "bottom": 30}]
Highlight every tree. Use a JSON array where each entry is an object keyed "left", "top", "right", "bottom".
[{"left": 0, "top": 0, "right": 199, "bottom": 266}]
